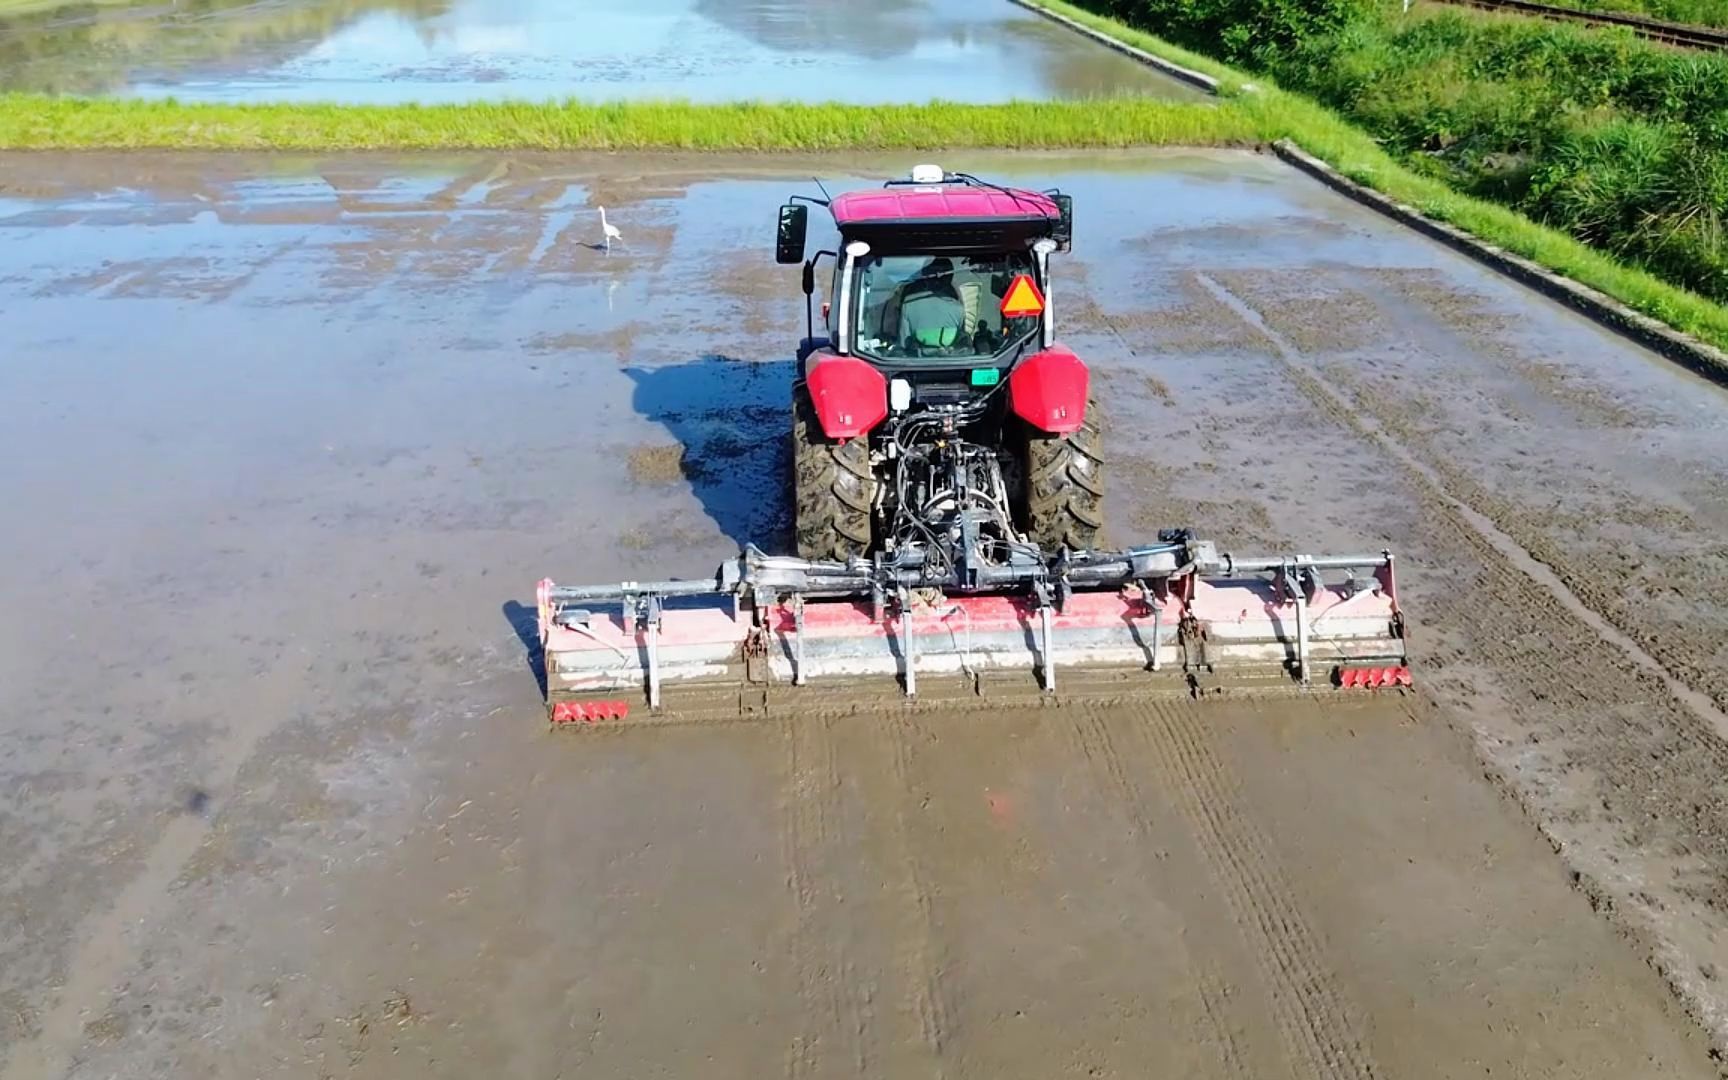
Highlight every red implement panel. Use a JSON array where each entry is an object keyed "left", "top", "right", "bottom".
[{"left": 550, "top": 700, "right": 632, "bottom": 724}]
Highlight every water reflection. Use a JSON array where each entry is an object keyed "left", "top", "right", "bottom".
[
  {"left": 692, "top": 0, "right": 949, "bottom": 62},
  {"left": 0, "top": 0, "right": 1203, "bottom": 102},
  {"left": 0, "top": 0, "right": 448, "bottom": 95}
]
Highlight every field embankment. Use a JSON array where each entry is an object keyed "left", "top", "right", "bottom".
[{"left": 1064, "top": 0, "right": 1728, "bottom": 308}]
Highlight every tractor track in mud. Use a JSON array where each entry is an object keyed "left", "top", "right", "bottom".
[
  {"left": 783, "top": 714, "right": 873, "bottom": 1079},
  {"left": 1058, "top": 711, "right": 1261, "bottom": 1080},
  {"left": 1085, "top": 706, "right": 1381, "bottom": 1080},
  {"left": 1199, "top": 270, "right": 1728, "bottom": 735},
  {"left": 1196, "top": 270, "right": 1728, "bottom": 1053},
  {"left": 881, "top": 718, "right": 959, "bottom": 1074},
  {"left": 1329, "top": 363, "right": 1728, "bottom": 723}
]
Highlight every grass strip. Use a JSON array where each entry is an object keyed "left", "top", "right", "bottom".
[{"left": 0, "top": 96, "right": 1259, "bottom": 151}]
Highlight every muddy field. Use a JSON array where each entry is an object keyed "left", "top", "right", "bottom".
[{"left": 4, "top": 149, "right": 1728, "bottom": 1078}]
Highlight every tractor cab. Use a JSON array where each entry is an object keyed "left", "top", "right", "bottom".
[{"left": 776, "top": 165, "right": 1073, "bottom": 390}]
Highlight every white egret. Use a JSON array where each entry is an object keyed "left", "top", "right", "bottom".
[{"left": 598, "top": 206, "right": 623, "bottom": 253}]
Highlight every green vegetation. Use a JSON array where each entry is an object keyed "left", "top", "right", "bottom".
[
  {"left": 1538, "top": 0, "right": 1728, "bottom": 30},
  {"left": 0, "top": 0, "right": 133, "bottom": 14},
  {"left": 1278, "top": 10, "right": 1728, "bottom": 302},
  {"left": 1038, "top": 0, "right": 1728, "bottom": 350},
  {"left": 1065, "top": 0, "right": 1728, "bottom": 308},
  {"left": 0, "top": 96, "right": 1261, "bottom": 150},
  {"left": 1061, "top": 0, "right": 1359, "bottom": 69}
]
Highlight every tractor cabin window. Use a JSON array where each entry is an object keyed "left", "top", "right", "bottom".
[{"left": 853, "top": 252, "right": 1040, "bottom": 362}]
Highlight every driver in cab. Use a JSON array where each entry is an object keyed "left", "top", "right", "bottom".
[{"left": 896, "top": 257, "right": 967, "bottom": 355}]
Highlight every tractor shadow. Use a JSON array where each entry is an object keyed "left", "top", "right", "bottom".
[
  {"left": 500, "top": 599, "right": 548, "bottom": 699},
  {"left": 623, "top": 353, "right": 795, "bottom": 551}
]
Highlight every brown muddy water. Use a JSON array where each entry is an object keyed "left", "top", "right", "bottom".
[
  {"left": 0, "top": 0, "right": 1205, "bottom": 103},
  {"left": 3, "top": 148, "right": 1728, "bottom": 1078}
]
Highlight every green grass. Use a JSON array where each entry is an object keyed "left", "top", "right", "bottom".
[
  {"left": 0, "top": 0, "right": 132, "bottom": 13},
  {"left": 1534, "top": 0, "right": 1728, "bottom": 28},
  {"left": 1037, "top": 0, "right": 1728, "bottom": 353},
  {"left": 0, "top": 96, "right": 1263, "bottom": 151},
  {"left": 1273, "top": 8, "right": 1728, "bottom": 303},
  {"left": 1035, "top": 0, "right": 1256, "bottom": 89}
]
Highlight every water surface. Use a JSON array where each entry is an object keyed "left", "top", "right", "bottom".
[{"left": 0, "top": 0, "right": 1205, "bottom": 102}]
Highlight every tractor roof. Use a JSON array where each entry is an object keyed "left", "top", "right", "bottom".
[{"left": 830, "top": 185, "right": 1060, "bottom": 229}]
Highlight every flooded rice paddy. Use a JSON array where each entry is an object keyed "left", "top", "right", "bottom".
[{"left": 0, "top": 0, "right": 1206, "bottom": 102}]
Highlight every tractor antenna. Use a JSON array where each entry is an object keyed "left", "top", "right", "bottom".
[
  {"left": 950, "top": 171, "right": 1041, "bottom": 213},
  {"left": 813, "top": 177, "right": 834, "bottom": 205}
]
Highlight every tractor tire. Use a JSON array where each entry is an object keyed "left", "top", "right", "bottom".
[
  {"left": 792, "top": 385, "right": 878, "bottom": 561},
  {"left": 1022, "top": 399, "right": 1104, "bottom": 553}
]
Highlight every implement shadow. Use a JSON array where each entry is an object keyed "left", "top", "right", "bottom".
[
  {"left": 623, "top": 353, "right": 795, "bottom": 550},
  {"left": 501, "top": 600, "right": 548, "bottom": 699}
]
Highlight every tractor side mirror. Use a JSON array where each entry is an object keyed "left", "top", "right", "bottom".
[
  {"left": 1052, "top": 193, "right": 1073, "bottom": 251},
  {"left": 776, "top": 204, "right": 808, "bottom": 265},
  {"left": 801, "top": 261, "right": 815, "bottom": 295}
]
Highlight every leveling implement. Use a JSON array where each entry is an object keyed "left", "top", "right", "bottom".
[{"left": 536, "top": 166, "right": 1409, "bottom": 722}]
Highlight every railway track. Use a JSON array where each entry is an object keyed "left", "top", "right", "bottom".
[{"left": 1435, "top": 0, "right": 1728, "bottom": 49}]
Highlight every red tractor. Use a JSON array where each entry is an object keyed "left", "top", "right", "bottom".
[
  {"left": 532, "top": 166, "right": 1410, "bottom": 718},
  {"left": 777, "top": 165, "right": 1100, "bottom": 576}
]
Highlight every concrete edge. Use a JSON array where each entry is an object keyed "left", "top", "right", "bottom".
[
  {"left": 1272, "top": 139, "right": 1728, "bottom": 385},
  {"left": 1006, "top": 0, "right": 1223, "bottom": 95}
]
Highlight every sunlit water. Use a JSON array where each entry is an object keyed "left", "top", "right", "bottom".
[{"left": 0, "top": 0, "right": 1204, "bottom": 103}]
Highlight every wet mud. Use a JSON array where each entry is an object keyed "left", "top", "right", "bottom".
[
  {"left": 0, "top": 0, "right": 1204, "bottom": 103},
  {"left": 4, "top": 147, "right": 1728, "bottom": 1077}
]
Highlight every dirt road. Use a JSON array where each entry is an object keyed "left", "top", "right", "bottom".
[{"left": 3, "top": 149, "right": 1727, "bottom": 1077}]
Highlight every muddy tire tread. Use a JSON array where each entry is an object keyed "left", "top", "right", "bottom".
[
  {"left": 1023, "top": 398, "right": 1104, "bottom": 552},
  {"left": 793, "top": 385, "right": 877, "bottom": 560}
]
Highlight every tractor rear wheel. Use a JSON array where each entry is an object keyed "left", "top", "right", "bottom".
[
  {"left": 1021, "top": 399, "right": 1104, "bottom": 553},
  {"left": 793, "top": 384, "right": 877, "bottom": 560}
]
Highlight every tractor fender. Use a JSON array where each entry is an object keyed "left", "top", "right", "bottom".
[
  {"left": 804, "top": 352, "right": 888, "bottom": 439},
  {"left": 1009, "top": 345, "right": 1089, "bottom": 434}
]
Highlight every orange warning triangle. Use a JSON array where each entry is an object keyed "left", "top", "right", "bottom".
[{"left": 999, "top": 273, "right": 1045, "bottom": 319}]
